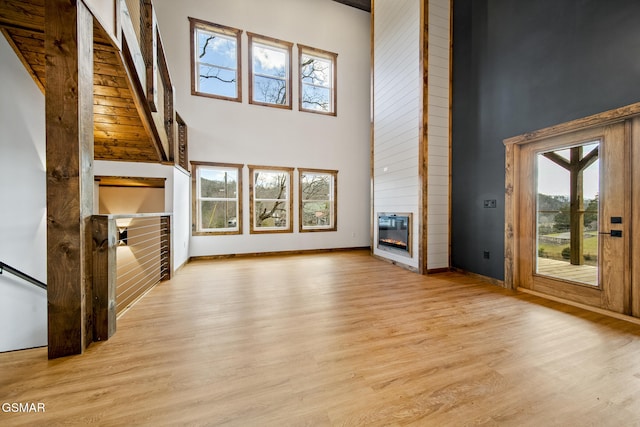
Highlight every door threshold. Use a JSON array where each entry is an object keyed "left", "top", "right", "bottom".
[{"left": 518, "top": 287, "right": 640, "bottom": 326}]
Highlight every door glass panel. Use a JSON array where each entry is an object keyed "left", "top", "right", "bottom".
[{"left": 536, "top": 141, "right": 599, "bottom": 286}]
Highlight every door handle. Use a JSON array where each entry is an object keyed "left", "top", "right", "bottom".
[{"left": 599, "top": 230, "right": 623, "bottom": 237}]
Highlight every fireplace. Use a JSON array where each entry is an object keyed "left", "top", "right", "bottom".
[{"left": 377, "top": 213, "right": 412, "bottom": 256}]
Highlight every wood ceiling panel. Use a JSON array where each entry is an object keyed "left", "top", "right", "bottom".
[
  {"left": 94, "top": 143, "right": 159, "bottom": 162},
  {"left": 0, "top": 0, "right": 44, "bottom": 31},
  {"left": 94, "top": 113, "right": 148, "bottom": 127},
  {"left": 93, "top": 104, "right": 143, "bottom": 118},
  {"left": 0, "top": 0, "right": 162, "bottom": 163},
  {"left": 2, "top": 27, "right": 45, "bottom": 90}
]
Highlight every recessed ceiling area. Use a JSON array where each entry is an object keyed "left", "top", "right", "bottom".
[{"left": 332, "top": 0, "right": 371, "bottom": 13}]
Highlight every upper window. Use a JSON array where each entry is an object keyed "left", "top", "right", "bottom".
[
  {"left": 191, "top": 162, "right": 243, "bottom": 235},
  {"left": 249, "top": 166, "right": 294, "bottom": 233},
  {"left": 298, "top": 45, "right": 337, "bottom": 116},
  {"left": 248, "top": 33, "right": 292, "bottom": 109},
  {"left": 189, "top": 18, "right": 242, "bottom": 102},
  {"left": 299, "top": 169, "right": 337, "bottom": 232}
]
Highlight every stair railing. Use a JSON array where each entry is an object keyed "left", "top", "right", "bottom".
[{"left": 0, "top": 261, "right": 47, "bottom": 290}]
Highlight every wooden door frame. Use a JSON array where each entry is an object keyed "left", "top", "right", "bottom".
[{"left": 504, "top": 102, "right": 640, "bottom": 318}]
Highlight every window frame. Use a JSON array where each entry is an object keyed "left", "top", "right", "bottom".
[
  {"left": 191, "top": 161, "right": 243, "bottom": 236},
  {"left": 247, "top": 32, "right": 293, "bottom": 109},
  {"left": 249, "top": 165, "right": 294, "bottom": 234},
  {"left": 299, "top": 168, "right": 338, "bottom": 232},
  {"left": 298, "top": 44, "right": 337, "bottom": 116},
  {"left": 189, "top": 17, "right": 242, "bottom": 102}
]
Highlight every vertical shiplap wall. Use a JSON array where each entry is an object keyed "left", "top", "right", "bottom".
[
  {"left": 427, "top": 0, "right": 451, "bottom": 269},
  {"left": 373, "top": 0, "right": 451, "bottom": 271},
  {"left": 373, "top": 0, "right": 421, "bottom": 269}
]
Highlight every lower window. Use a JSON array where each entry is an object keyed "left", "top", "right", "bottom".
[
  {"left": 191, "top": 162, "right": 243, "bottom": 235},
  {"left": 249, "top": 166, "right": 294, "bottom": 233},
  {"left": 299, "top": 168, "right": 337, "bottom": 232}
]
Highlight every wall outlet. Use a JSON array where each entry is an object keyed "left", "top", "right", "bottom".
[
  {"left": 483, "top": 199, "right": 497, "bottom": 208},
  {"left": 483, "top": 251, "right": 490, "bottom": 259}
]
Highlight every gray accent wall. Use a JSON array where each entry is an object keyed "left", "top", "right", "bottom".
[{"left": 452, "top": 0, "right": 640, "bottom": 280}]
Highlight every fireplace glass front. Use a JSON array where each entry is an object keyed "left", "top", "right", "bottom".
[{"left": 377, "top": 213, "right": 411, "bottom": 256}]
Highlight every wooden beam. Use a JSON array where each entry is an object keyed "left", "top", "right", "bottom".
[
  {"left": 632, "top": 117, "right": 640, "bottom": 317},
  {"left": 542, "top": 151, "right": 570, "bottom": 170},
  {"left": 91, "top": 216, "right": 116, "bottom": 341},
  {"left": 578, "top": 146, "right": 599, "bottom": 172},
  {"left": 45, "top": 0, "right": 94, "bottom": 358},
  {"left": 418, "top": 0, "right": 428, "bottom": 274},
  {"left": 569, "top": 147, "right": 584, "bottom": 265},
  {"left": 95, "top": 176, "right": 166, "bottom": 188},
  {"left": 141, "top": 0, "right": 157, "bottom": 111}
]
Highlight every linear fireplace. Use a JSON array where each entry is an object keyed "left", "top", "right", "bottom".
[{"left": 377, "top": 213, "right": 412, "bottom": 257}]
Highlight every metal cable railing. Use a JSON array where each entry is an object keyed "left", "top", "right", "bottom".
[
  {"left": 114, "top": 216, "right": 167, "bottom": 315},
  {"left": 92, "top": 213, "right": 171, "bottom": 340}
]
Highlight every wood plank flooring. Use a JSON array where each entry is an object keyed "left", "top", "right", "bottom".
[{"left": 2, "top": 249, "right": 640, "bottom": 426}]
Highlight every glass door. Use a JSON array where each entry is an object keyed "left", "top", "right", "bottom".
[
  {"left": 536, "top": 142, "right": 600, "bottom": 286},
  {"left": 518, "top": 123, "right": 629, "bottom": 314}
]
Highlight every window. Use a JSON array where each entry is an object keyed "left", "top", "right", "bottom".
[
  {"left": 249, "top": 166, "right": 294, "bottom": 233},
  {"left": 189, "top": 18, "right": 242, "bottom": 102},
  {"left": 299, "top": 169, "right": 337, "bottom": 232},
  {"left": 248, "top": 33, "right": 292, "bottom": 109},
  {"left": 191, "top": 162, "right": 243, "bottom": 235},
  {"left": 298, "top": 45, "right": 337, "bottom": 115}
]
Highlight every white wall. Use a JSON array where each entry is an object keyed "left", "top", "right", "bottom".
[
  {"left": 172, "top": 167, "right": 190, "bottom": 270},
  {"left": 99, "top": 187, "right": 165, "bottom": 214},
  {"left": 94, "top": 161, "right": 191, "bottom": 271},
  {"left": 372, "top": 0, "right": 422, "bottom": 269},
  {"left": 0, "top": 36, "right": 47, "bottom": 352},
  {"left": 372, "top": 0, "right": 451, "bottom": 271},
  {"left": 153, "top": 0, "right": 372, "bottom": 257},
  {"left": 426, "top": 0, "right": 451, "bottom": 269}
]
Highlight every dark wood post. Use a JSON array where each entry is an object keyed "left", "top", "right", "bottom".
[
  {"left": 92, "top": 216, "right": 117, "bottom": 341},
  {"left": 569, "top": 147, "right": 584, "bottom": 265},
  {"left": 45, "top": 0, "right": 94, "bottom": 358}
]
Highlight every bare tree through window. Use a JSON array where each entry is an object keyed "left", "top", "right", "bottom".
[
  {"left": 192, "top": 162, "right": 243, "bottom": 235},
  {"left": 300, "top": 169, "right": 337, "bottom": 231},
  {"left": 250, "top": 167, "right": 293, "bottom": 233},
  {"left": 299, "top": 45, "right": 337, "bottom": 115},
  {"left": 249, "top": 33, "right": 292, "bottom": 108},
  {"left": 190, "top": 18, "right": 242, "bottom": 101}
]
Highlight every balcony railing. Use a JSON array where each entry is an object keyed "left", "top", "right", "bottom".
[
  {"left": 92, "top": 213, "right": 171, "bottom": 341},
  {"left": 121, "top": 0, "right": 187, "bottom": 167}
]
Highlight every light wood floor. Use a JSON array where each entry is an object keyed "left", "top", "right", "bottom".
[{"left": 2, "top": 249, "right": 640, "bottom": 426}]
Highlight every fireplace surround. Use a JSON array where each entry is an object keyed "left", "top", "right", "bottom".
[{"left": 377, "top": 213, "right": 412, "bottom": 257}]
